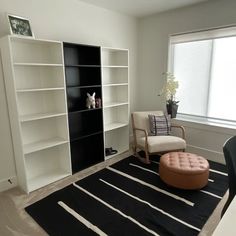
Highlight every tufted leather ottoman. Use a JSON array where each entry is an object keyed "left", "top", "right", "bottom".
[{"left": 159, "top": 152, "right": 209, "bottom": 190}]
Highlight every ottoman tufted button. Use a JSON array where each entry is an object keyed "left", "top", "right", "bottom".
[{"left": 159, "top": 152, "right": 209, "bottom": 190}]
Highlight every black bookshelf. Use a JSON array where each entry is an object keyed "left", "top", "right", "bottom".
[{"left": 64, "top": 42, "right": 104, "bottom": 173}]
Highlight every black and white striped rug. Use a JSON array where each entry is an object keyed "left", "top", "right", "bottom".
[{"left": 25, "top": 155, "right": 228, "bottom": 236}]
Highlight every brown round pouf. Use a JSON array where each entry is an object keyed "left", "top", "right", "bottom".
[{"left": 159, "top": 152, "right": 209, "bottom": 190}]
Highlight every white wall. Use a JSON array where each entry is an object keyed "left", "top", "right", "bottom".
[
  {"left": 137, "top": 0, "right": 236, "bottom": 163},
  {"left": 0, "top": 0, "right": 138, "bottom": 191}
]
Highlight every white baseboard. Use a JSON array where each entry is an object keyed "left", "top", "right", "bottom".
[
  {"left": 186, "top": 145, "right": 225, "bottom": 164},
  {"left": 0, "top": 176, "right": 17, "bottom": 192}
]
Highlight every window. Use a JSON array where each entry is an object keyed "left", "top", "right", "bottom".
[{"left": 169, "top": 26, "right": 236, "bottom": 123}]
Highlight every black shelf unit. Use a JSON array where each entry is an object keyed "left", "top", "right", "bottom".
[{"left": 64, "top": 42, "right": 104, "bottom": 173}]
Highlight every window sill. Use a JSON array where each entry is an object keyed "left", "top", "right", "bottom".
[{"left": 173, "top": 114, "right": 236, "bottom": 134}]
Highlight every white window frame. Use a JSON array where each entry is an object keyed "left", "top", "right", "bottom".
[{"left": 168, "top": 25, "right": 236, "bottom": 129}]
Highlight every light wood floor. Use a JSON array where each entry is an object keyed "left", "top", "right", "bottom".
[{"left": 0, "top": 151, "right": 227, "bottom": 236}]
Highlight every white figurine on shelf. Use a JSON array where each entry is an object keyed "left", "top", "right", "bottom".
[{"left": 86, "top": 92, "right": 96, "bottom": 109}]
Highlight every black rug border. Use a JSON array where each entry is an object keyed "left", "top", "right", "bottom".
[{"left": 25, "top": 154, "right": 228, "bottom": 236}]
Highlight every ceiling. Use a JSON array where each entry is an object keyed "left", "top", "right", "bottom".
[{"left": 78, "top": 0, "right": 210, "bottom": 18}]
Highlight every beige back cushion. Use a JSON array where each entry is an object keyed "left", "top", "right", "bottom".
[{"left": 132, "top": 111, "right": 164, "bottom": 137}]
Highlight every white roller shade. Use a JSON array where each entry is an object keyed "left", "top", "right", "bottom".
[
  {"left": 169, "top": 25, "right": 236, "bottom": 124},
  {"left": 170, "top": 26, "right": 236, "bottom": 44}
]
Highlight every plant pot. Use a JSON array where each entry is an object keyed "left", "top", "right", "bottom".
[{"left": 166, "top": 103, "right": 178, "bottom": 118}]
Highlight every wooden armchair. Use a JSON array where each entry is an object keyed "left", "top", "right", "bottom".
[{"left": 131, "top": 111, "right": 186, "bottom": 164}]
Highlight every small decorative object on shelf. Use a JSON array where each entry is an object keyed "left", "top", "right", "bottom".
[
  {"left": 95, "top": 98, "right": 102, "bottom": 108},
  {"left": 105, "top": 147, "right": 118, "bottom": 156},
  {"left": 86, "top": 92, "right": 96, "bottom": 109},
  {"left": 7, "top": 14, "right": 34, "bottom": 38},
  {"left": 159, "top": 72, "right": 179, "bottom": 118}
]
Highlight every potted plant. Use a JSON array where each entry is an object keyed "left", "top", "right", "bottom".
[{"left": 159, "top": 72, "right": 179, "bottom": 118}]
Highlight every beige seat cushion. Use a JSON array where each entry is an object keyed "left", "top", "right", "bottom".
[{"left": 137, "top": 135, "right": 186, "bottom": 153}]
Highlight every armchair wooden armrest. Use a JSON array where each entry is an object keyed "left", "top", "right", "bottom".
[
  {"left": 133, "top": 127, "right": 148, "bottom": 144},
  {"left": 132, "top": 127, "right": 150, "bottom": 164},
  {"left": 133, "top": 127, "right": 148, "bottom": 136},
  {"left": 171, "top": 124, "right": 186, "bottom": 140}
]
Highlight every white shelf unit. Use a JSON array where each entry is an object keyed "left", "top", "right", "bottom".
[
  {"left": 104, "top": 105, "right": 129, "bottom": 132},
  {"left": 104, "top": 127, "right": 129, "bottom": 160},
  {"left": 25, "top": 144, "right": 70, "bottom": 192},
  {"left": 17, "top": 90, "right": 66, "bottom": 118},
  {"left": 101, "top": 47, "right": 129, "bottom": 159},
  {"left": 14, "top": 65, "right": 65, "bottom": 90},
  {"left": 103, "top": 85, "right": 129, "bottom": 107},
  {"left": 0, "top": 36, "right": 71, "bottom": 193}
]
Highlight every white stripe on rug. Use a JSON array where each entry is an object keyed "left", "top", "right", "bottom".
[
  {"left": 106, "top": 167, "right": 194, "bottom": 207},
  {"left": 150, "top": 161, "right": 214, "bottom": 182},
  {"left": 58, "top": 201, "right": 108, "bottom": 236},
  {"left": 200, "top": 190, "right": 222, "bottom": 199},
  {"left": 129, "top": 163, "right": 159, "bottom": 176},
  {"left": 99, "top": 178, "right": 200, "bottom": 232},
  {"left": 152, "top": 160, "right": 227, "bottom": 177},
  {"left": 209, "top": 169, "right": 228, "bottom": 176},
  {"left": 151, "top": 161, "right": 160, "bottom": 164},
  {"left": 73, "top": 183, "right": 160, "bottom": 236}
]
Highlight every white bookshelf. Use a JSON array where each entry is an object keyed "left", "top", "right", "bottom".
[
  {"left": 0, "top": 36, "right": 71, "bottom": 193},
  {"left": 102, "top": 47, "right": 128, "bottom": 66},
  {"left": 103, "top": 101, "right": 128, "bottom": 108},
  {"left": 17, "top": 88, "right": 64, "bottom": 92},
  {"left": 24, "top": 137, "right": 68, "bottom": 154},
  {"left": 104, "top": 122, "right": 128, "bottom": 132},
  {"left": 104, "top": 127, "right": 129, "bottom": 160},
  {"left": 20, "top": 112, "right": 66, "bottom": 122},
  {"left": 25, "top": 144, "right": 70, "bottom": 191},
  {"left": 104, "top": 105, "right": 129, "bottom": 131},
  {"left": 101, "top": 47, "right": 129, "bottom": 159},
  {"left": 14, "top": 66, "right": 65, "bottom": 90}
]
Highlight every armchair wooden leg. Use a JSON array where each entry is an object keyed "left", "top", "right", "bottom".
[
  {"left": 133, "top": 146, "right": 151, "bottom": 164},
  {"left": 133, "top": 145, "right": 137, "bottom": 156},
  {"left": 144, "top": 148, "right": 150, "bottom": 164},
  {"left": 137, "top": 155, "right": 151, "bottom": 164}
]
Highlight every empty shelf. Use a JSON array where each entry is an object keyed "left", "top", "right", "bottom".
[
  {"left": 20, "top": 112, "right": 66, "bottom": 122},
  {"left": 105, "top": 122, "right": 128, "bottom": 131},
  {"left": 24, "top": 137, "right": 68, "bottom": 154}
]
